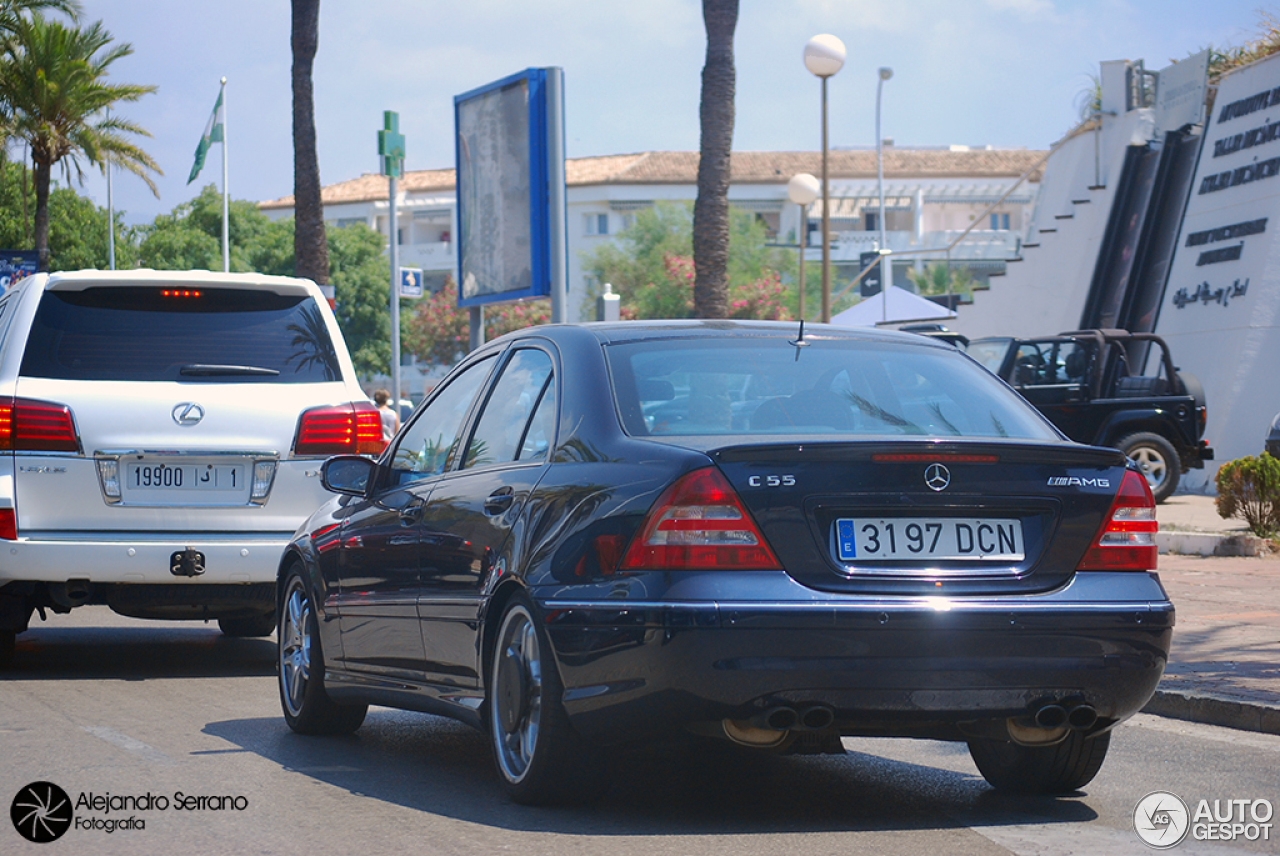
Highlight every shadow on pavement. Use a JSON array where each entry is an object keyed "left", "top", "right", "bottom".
[
  {"left": 1, "top": 623, "right": 275, "bottom": 680},
  {"left": 204, "top": 709, "right": 1099, "bottom": 835}
]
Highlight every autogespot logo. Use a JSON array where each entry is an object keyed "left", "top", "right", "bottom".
[
  {"left": 1135, "top": 791, "right": 1191, "bottom": 849},
  {"left": 11, "top": 781, "right": 73, "bottom": 843}
]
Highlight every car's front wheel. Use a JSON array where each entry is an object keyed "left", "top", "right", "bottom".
[
  {"left": 278, "top": 566, "right": 366, "bottom": 735},
  {"left": 1119, "top": 432, "right": 1180, "bottom": 503},
  {"left": 488, "top": 593, "right": 601, "bottom": 805},
  {"left": 968, "top": 731, "right": 1111, "bottom": 794}
]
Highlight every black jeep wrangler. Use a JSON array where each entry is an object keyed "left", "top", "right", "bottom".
[{"left": 967, "top": 329, "right": 1213, "bottom": 502}]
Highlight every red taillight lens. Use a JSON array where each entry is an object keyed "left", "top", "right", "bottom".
[
  {"left": 619, "top": 467, "right": 782, "bottom": 571},
  {"left": 294, "top": 402, "right": 385, "bottom": 456},
  {"left": 0, "top": 398, "right": 79, "bottom": 452},
  {"left": 1076, "top": 470, "right": 1158, "bottom": 571},
  {"left": 0, "top": 509, "right": 15, "bottom": 540}
]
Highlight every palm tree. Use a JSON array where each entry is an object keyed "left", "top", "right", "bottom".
[
  {"left": 0, "top": 14, "right": 159, "bottom": 270},
  {"left": 0, "top": 0, "right": 78, "bottom": 36},
  {"left": 691, "top": 0, "right": 737, "bottom": 319},
  {"left": 291, "top": 0, "right": 329, "bottom": 286}
]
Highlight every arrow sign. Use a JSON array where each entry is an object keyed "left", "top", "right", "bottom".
[{"left": 400, "top": 267, "right": 424, "bottom": 298}]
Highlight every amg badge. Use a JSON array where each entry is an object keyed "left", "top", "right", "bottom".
[{"left": 1047, "top": 476, "right": 1111, "bottom": 488}]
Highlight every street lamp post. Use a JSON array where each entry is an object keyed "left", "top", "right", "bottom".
[
  {"left": 787, "top": 173, "right": 819, "bottom": 321},
  {"left": 876, "top": 66, "right": 893, "bottom": 322},
  {"left": 804, "top": 34, "right": 846, "bottom": 323}
]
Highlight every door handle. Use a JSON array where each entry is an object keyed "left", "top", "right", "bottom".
[
  {"left": 484, "top": 489, "right": 515, "bottom": 516},
  {"left": 398, "top": 497, "right": 426, "bottom": 524}
]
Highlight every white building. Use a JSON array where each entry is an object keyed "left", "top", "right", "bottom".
[{"left": 259, "top": 147, "right": 1044, "bottom": 323}]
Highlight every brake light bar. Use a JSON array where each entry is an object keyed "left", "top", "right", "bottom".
[
  {"left": 1076, "top": 469, "right": 1158, "bottom": 571},
  {"left": 294, "top": 402, "right": 385, "bottom": 457},
  {"left": 161, "top": 289, "right": 202, "bottom": 298},
  {"left": 0, "top": 398, "right": 80, "bottom": 452},
  {"left": 619, "top": 467, "right": 781, "bottom": 571}
]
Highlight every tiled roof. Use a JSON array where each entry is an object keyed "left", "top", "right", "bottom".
[{"left": 259, "top": 149, "right": 1046, "bottom": 210}]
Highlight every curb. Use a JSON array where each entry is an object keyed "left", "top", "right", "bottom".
[
  {"left": 1142, "top": 689, "right": 1280, "bottom": 735},
  {"left": 1155, "top": 530, "right": 1275, "bottom": 557}
]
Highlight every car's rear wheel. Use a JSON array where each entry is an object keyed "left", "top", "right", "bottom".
[
  {"left": 219, "top": 613, "right": 276, "bottom": 638},
  {"left": 968, "top": 731, "right": 1111, "bottom": 794},
  {"left": 1119, "top": 432, "right": 1180, "bottom": 503},
  {"left": 488, "top": 593, "right": 601, "bottom": 805},
  {"left": 0, "top": 628, "right": 14, "bottom": 669},
  {"left": 278, "top": 567, "right": 366, "bottom": 735}
]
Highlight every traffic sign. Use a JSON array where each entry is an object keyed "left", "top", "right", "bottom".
[{"left": 400, "top": 267, "right": 423, "bottom": 298}]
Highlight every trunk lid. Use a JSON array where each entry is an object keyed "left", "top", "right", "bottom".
[{"left": 712, "top": 439, "right": 1128, "bottom": 596}]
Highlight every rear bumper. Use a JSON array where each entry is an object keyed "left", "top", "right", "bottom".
[
  {"left": 0, "top": 532, "right": 293, "bottom": 585},
  {"left": 536, "top": 571, "right": 1173, "bottom": 744}
]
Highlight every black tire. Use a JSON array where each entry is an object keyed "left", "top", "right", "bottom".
[
  {"left": 278, "top": 567, "right": 366, "bottom": 735},
  {"left": 218, "top": 613, "right": 276, "bottom": 638},
  {"left": 488, "top": 592, "right": 602, "bottom": 805},
  {"left": 0, "top": 628, "right": 14, "bottom": 669},
  {"left": 1118, "top": 432, "right": 1180, "bottom": 503},
  {"left": 968, "top": 731, "right": 1111, "bottom": 794}
]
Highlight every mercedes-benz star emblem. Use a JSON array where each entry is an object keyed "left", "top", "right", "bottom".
[
  {"left": 172, "top": 402, "right": 205, "bottom": 426},
  {"left": 924, "top": 463, "right": 951, "bottom": 491}
]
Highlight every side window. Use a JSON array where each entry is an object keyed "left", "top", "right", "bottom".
[
  {"left": 518, "top": 373, "right": 556, "bottom": 461},
  {"left": 463, "top": 349, "right": 554, "bottom": 469},
  {"left": 391, "top": 356, "right": 494, "bottom": 483}
]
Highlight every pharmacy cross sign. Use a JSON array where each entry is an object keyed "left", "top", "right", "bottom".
[{"left": 378, "top": 111, "right": 405, "bottom": 178}]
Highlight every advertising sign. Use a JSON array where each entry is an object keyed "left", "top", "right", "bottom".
[
  {"left": 400, "top": 267, "right": 423, "bottom": 298},
  {"left": 454, "top": 68, "right": 552, "bottom": 308},
  {"left": 0, "top": 250, "right": 38, "bottom": 297}
]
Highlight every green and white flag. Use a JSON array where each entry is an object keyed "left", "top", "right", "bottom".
[{"left": 187, "top": 89, "right": 225, "bottom": 184}]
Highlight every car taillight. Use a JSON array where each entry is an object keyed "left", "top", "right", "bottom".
[
  {"left": 293, "top": 402, "right": 385, "bottom": 456},
  {"left": 619, "top": 467, "right": 781, "bottom": 571},
  {"left": 1076, "top": 469, "right": 1158, "bottom": 571},
  {"left": 0, "top": 509, "right": 15, "bottom": 540},
  {"left": 0, "top": 398, "right": 79, "bottom": 452}
]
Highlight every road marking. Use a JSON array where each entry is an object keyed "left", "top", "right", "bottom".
[{"left": 82, "top": 726, "right": 176, "bottom": 766}]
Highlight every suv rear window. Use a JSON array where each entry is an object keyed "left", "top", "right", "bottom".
[
  {"left": 607, "top": 336, "right": 1058, "bottom": 440},
  {"left": 20, "top": 287, "right": 341, "bottom": 383}
]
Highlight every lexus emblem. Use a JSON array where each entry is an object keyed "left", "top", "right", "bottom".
[
  {"left": 172, "top": 402, "right": 205, "bottom": 426},
  {"left": 924, "top": 463, "right": 951, "bottom": 491}
]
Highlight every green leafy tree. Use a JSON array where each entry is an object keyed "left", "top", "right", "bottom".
[
  {"left": 327, "top": 223, "right": 392, "bottom": 376},
  {"left": 139, "top": 185, "right": 293, "bottom": 275},
  {"left": 1215, "top": 453, "right": 1280, "bottom": 538},
  {"left": 403, "top": 284, "right": 550, "bottom": 367},
  {"left": 582, "top": 200, "right": 798, "bottom": 320},
  {"left": 0, "top": 14, "right": 160, "bottom": 269},
  {"left": 906, "top": 262, "right": 973, "bottom": 299},
  {"left": 0, "top": 156, "right": 137, "bottom": 269}
]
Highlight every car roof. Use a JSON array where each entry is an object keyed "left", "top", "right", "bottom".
[
  {"left": 40, "top": 269, "right": 320, "bottom": 297},
  {"left": 490, "top": 319, "right": 954, "bottom": 350}
]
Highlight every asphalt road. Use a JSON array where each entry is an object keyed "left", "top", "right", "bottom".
[{"left": 2, "top": 607, "right": 1277, "bottom": 856}]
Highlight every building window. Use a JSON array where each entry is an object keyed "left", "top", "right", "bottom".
[
  {"left": 990, "top": 213, "right": 1010, "bottom": 230},
  {"left": 583, "top": 213, "right": 609, "bottom": 236},
  {"left": 864, "top": 211, "right": 878, "bottom": 232},
  {"left": 335, "top": 217, "right": 364, "bottom": 230}
]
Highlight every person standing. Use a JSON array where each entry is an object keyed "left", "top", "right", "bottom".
[{"left": 373, "top": 388, "right": 398, "bottom": 441}]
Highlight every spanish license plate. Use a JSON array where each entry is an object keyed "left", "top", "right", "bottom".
[
  {"left": 127, "top": 462, "right": 246, "bottom": 492},
  {"left": 835, "top": 517, "right": 1024, "bottom": 561}
]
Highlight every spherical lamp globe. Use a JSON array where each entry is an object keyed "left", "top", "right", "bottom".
[
  {"left": 803, "top": 35, "right": 846, "bottom": 78},
  {"left": 787, "top": 173, "right": 820, "bottom": 206}
]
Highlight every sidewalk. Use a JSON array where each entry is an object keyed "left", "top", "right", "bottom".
[{"left": 1143, "top": 495, "right": 1280, "bottom": 734}]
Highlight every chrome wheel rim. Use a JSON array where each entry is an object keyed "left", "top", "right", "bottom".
[
  {"left": 1131, "top": 446, "right": 1168, "bottom": 491},
  {"left": 492, "top": 605, "right": 541, "bottom": 783},
  {"left": 280, "top": 579, "right": 311, "bottom": 718}
]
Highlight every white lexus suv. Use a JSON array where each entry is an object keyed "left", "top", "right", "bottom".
[{"left": 0, "top": 270, "right": 382, "bottom": 665}]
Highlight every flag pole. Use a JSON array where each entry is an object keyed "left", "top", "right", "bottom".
[{"left": 220, "top": 77, "right": 229, "bottom": 273}]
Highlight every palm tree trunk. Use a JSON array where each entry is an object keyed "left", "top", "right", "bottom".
[
  {"left": 692, "top": 0, "right": 737, "bottom": 319},
  {"left": 291, "top": 0, "right": 329, "bottom": 285},
  {"left": 32, "top": 158, "right": 50, "bottom": 271}
]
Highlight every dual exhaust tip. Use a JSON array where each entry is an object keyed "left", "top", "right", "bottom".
[
  {"left": 757, "top": 704, "right": 835, "bottom": 732},
  {"left": 1032, "top": 702, "right": 1098, "bottom": 731}
]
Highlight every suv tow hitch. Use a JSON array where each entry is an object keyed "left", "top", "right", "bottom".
[{"left": 170, "top": 548, "right": 206, "bottom": 577}]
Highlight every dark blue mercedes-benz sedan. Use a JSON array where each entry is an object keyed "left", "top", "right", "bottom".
[{"left": 275, "top": 321, "right": 1173, "bottom": 804}]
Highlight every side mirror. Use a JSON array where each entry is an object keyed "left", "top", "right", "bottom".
[{"left": 321, "top": 455, "right": 376, "bottom": 496}]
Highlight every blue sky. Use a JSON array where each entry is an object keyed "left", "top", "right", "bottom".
[{"left": 63, "top": 0, "right": 1273, "bottom": 224}]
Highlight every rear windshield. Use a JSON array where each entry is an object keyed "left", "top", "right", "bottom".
[
  {"left": 607, "top": 336, "right": 1058, "bottom": 441},
  {"left": 21, "top": 287, "right": 342, "bottom": 383}
]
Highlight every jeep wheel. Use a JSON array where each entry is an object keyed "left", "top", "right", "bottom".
[{"left": 1118, "top": 432, "right": 1180, "bottom": 503}]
